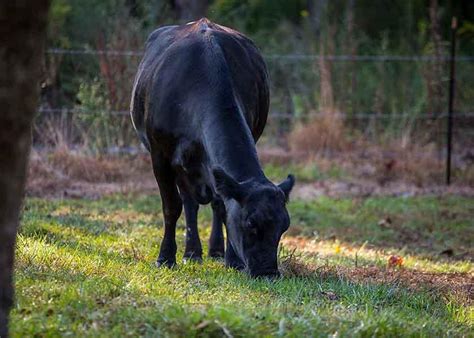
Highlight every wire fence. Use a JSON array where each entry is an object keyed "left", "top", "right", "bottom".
[
  {"left": 37, "top": 47, "right": 474, "bottom": 153},
  {"left": 37, "top": 107, "right": 474, "bottom": 119},
  {"left": 46, "top": 48, "right": 474, "bottom": 61}
]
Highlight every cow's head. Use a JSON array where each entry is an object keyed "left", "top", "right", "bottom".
[{"left": 213, "top": 168, "right": 295, "bottom": 278}]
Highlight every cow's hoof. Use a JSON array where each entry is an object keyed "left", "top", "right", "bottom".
[
  {"left": 208, "top": 250, "right": 225, "bottom": 260},
  {"left": 225, "top": 260, "right": 245, "bottom": 271},
  {"left": 156, "top": 258, "right": 176, "bottom": 268},
  {"left": 182, "top": 255, "right": 203, "bottom": 264}
]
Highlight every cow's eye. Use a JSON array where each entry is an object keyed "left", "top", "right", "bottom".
[{"left": 246, "top": 220, "right": 257, "bottom": 234}]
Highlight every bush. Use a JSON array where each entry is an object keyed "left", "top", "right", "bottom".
[{"left": 288, "top": 114, "right": 351, "bottom": 155}]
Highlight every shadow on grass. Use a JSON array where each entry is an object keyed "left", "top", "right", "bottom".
[
  {"left": 288, "top": 196, "right": 474, "bottom": 263},
  {"left": 279, "top": 253, "right": 473, "bottom": 305}
]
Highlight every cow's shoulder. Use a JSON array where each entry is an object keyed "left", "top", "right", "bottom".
[{"left": 206, "top": 23, "right": 269, "bottom": 140}]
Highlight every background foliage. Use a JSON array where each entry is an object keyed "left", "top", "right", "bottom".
[{"left": 38, "top": 0, "right": 474, "bottom": 151}]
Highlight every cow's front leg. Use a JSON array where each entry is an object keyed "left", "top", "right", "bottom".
[
  {"left": 225, "top": 238, "right": 245, "bottom": 271},
  {"left": 209, "top": 199, "right": 225, "bottom": 259},
  {"left": 180, "top": 190, "right": 203, "bottom": 263},
  {"left": 152, "top": 154, "right": 182, "bottom": 268}
]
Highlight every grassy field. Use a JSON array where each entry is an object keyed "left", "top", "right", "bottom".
[{"left": 12, "top": 194, "right": 473, "bottom": 337}]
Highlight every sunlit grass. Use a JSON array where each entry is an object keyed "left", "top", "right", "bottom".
[
  {"left": 282, "top": 237, "right": 473, "bottom": 274},
  {"left": 11, "top": 194, "right": 473, "bottom": 336},
  {"left": 264, "top": 161, "right": 347, "bottom": 182}
]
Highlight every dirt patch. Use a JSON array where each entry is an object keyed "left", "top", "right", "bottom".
[
  {"left": 335, "top": 266, "right": 473, "bottom": 304},
  {"left": 280, "top": 249, "right": 474, "bottom": 304},
  {"left": 292, "top": 179, "right": 474, "bottom": 199},
  {"left": 27, "top": 148, "right": 474, "bottom": 199},
  {"left": 260, "top": 143, "right": 474, "bottom": 189},
  {"left": 27, "top": 149, "right": 156, "bottom": 199},
  {"left": 281, "top": 236, "right": 473, "bottom": 303}
]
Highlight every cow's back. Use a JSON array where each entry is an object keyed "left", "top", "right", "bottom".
[{"left": 130, "top": 19, "right": 269, "bottom": 153}]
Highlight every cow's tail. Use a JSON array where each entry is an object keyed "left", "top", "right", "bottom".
[
  {"left": 136, "top": 129, "right": 151, "bottom": 153},
  {"left": 130, "top": 108, "right": 151, "bottom": 152},
  {"left": 130, "top": 72, "right": 151, "bottom": 152}
]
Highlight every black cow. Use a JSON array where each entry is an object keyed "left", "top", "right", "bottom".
[{"left": 130, "top": 18, "right": 295, "bottom": 277}]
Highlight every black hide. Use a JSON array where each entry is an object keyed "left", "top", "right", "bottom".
[{"left": 131, "top": 18, "right": 294, "bottom": 277}]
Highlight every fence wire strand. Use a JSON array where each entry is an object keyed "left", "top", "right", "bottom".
[
  {"left": 37, "top": 107, "right": 474, "bottom": 119},
  {"left": 38, "top": 48, "right": 474, "bottom": 151},
  {"left": 46, "top": 48, "right": 474, "bottom": 62}
]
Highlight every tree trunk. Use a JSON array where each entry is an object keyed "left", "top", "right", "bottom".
[
  {"left": 347, "top": 0, "right": 357, "bottom": 116},
  {"left": 429, "top": 0, "right": 444, "bottom": 117},
  {"left": 0, "top": 1, "right": 50, "bottom": 336},
  {"left": 319, "top": 25, "right": 336, "bottom": 113},
  {"left": 428, "top": 0, "right": 445, "bottom": 158},
  {"left": 307, "top": 0, "right": 327, "bottom": 39}
]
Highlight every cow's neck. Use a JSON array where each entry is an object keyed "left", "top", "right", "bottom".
[{"left": 202, "top": 106, "right": 266, "bottom": 183}]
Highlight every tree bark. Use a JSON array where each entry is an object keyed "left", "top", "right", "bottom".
[
  {"left": 429, "top": 0, "right": 444, "bottom": 117},
  {"left": 0, "top": 1, "right": 50, "bottom": 336},
  {"left": 307, "top": 0, "right": 327, "bottom": 39},
  {"left": 347, "top": 0, "right": 357, "bottom": 116}
]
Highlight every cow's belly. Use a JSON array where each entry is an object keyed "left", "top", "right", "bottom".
[
  {"left": 172, "top": 139, "right": 214, "bottom": 204},
  {"left": 176, "top": 169, "right": 214, "bottom": 204}
]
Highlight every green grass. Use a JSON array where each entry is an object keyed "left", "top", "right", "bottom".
[
  {"left": 12, "top": 195, "right": 473, "bottom": 337},
  {"left": 289, "top": 196, "right": 474, "bottom": 271},
  {"left": 263, "top": 162, "right": 347, "bottom": 182}
]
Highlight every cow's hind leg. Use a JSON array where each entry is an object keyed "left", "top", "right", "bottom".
[
  {"left": 152, "top": 155, "right": 182, "bottom": 268},
  {"left": 208, "top": 199, "right": 225, "bottom": 259},
  {"left": 180, "top": 189, "right": 203, "bottom": 263}
]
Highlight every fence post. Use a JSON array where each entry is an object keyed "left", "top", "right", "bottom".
[{"left": 446, "top": 17, "right": 457, "bottom": 185}]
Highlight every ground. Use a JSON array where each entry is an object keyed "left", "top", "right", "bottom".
[
  {"left": 11, "top": 193, "right": 473, "bottom": 337},
  {"left": 26, "top": 147, "right": 474, "bottom": 200}
]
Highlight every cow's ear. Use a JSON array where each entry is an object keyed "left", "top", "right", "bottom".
[
  {"left": 278, "top": 174, "right": 295, "bottom": 201},
  {"left": 213, "top": 168, "right": 245, "bottom": 203}
]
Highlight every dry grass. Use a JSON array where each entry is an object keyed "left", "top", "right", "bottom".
[
  {"left": 258, "top": 147, "right": 293, "bottom": 165},
  {"left": 27, "top": 145, "right": 474, "bottom": 199},
  {"left": 282, "top": 131, "right": 470, "bottom": 187},
  {"left": 280, "top": 247, "right": 473, "bottom": 305},
  {"left": 27, "top": 148, "right": 154, "bottom": 198},
  {"left": 283, "top": 111, "right": 474, "bottom": 187},
  {"left": 279, "top": 248, "right": 316, "bottom": 277},
  {"left": 365, "top": 140, "right": 444, "bottom": 186},
  {"left": 288, "top": 114, "right": 352, "bottom": 155},
  {"left": 334, "top": 266, "right": 474, "bottom": 304},
  {"left": 461, "top": 165, "right": 474, "bottom": 186},
  {"left": 47, "top": 147, "right": 126, "bottom": 182}
]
